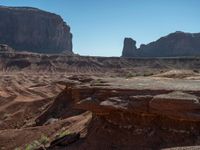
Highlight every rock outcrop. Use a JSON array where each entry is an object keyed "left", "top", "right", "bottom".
[
  {"left": 1, "top": 73, "right": 200, "bottom": 149},
  {"left": 0, "top": 6, "right": 73, "bottom": 54},
  {"left": 75, "top": 82, "right": 200, "bottom": 149},
  {"left": 122, "top": 38, "right": 137, "bottom": 57},
  {"left": 122, "top": 31, "right": 200, "bottom": 57},
  {"left": 0, "top": 44, "right": 14, "bottom": 52},
  {"left": 38, "top": 76, "right": 200, "bottom": 149}
]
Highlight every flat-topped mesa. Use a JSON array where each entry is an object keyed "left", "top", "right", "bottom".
[
  {"left": 0, "top": 6, "right": 73, "bottom": 54},
  {"left": 122, "top": 31, "right": 200, "bottom": 57}
]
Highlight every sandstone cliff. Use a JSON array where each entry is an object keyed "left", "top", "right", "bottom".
[
  {"left": 122, "top": 38, "right": 137, "bottom": 57},
  {"left": 0, "top": 6, "right": 73, "bottom": 54},
  {"left": 33, "top": 76, "right": 200, "bottom": 149},
  {"left": 122, "top": 31, "right": 200, "bottom": 57}
]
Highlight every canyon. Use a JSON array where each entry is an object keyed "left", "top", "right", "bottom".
[
  {"left": 0, "top": 48, "right": 200, "bottom": 149},
  {"left": 0, "top": 5, "right": 200, "bottom": 150}
]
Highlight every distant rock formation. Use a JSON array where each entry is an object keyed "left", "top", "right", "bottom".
[
  {"left": 122, "top": 38, "right": 137, "bottom": 57},
  {"left": 0, "top": 6, "right": 73, "bottom": 54},
  {"left": 122, "top": 31, "right": 200, "bottom": 57}
]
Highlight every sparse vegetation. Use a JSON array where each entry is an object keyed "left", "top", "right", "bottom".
[
  {"left": 39, "top": 135, "right": 50, "bottom": 145},
  {"left": 25, "top": 140, "right": 40, "bottom": 150},
  {"left": 143, "top": 72, "right": 154, "bottom": 76},
  {"left": 17, "top": 135, "right": 50, "bottom": 150},
  {"left": 125, "top": 72, "right": 154, "bottom": 78},
  {"left": 90, "top": 79, "right": 109, "bottom": 86},
  {"left": 126, "top": 72, "right": 136, "bottom": 78},
  {"left": 160, "top": 70, "right": 164, "bottom": 73},
  {"left": 94, "top": 79, "right": 105, "bottom": 84},
  {"left": 2, "top": 113, "right": 10, "bottom": 120},
  {"left": 193, "top": 69, "right": 199, "bottom": 73},
  {"left": 56, "top": 129, "right": 71, "bottom": 138}
]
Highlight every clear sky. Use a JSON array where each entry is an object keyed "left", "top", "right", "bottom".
[{"left": 0, "top": 0, "right": 200, "bottom": 56}]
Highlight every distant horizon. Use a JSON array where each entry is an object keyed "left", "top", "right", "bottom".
[{"left": 0, "top": 0, "right": 199, "bottom": 56}]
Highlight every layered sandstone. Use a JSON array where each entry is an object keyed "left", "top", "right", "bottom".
[
  {"left": 1, "top": 49, "right": 200, "bottom": 74},
  {"left": 0, "top": 6, "right": 73, "bottom": 54},
  {"left": 1, "top": 74, "right": 200, "bottom": 149},
  {"left": 35, "top": 76, "right": 200, "bottom": 149},
  {"left": 74, "top": 79, "right": 200, "bottom": 149}
]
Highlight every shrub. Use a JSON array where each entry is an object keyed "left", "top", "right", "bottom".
[
  {"left": 25, "top": 140, "right": 40, "bottom": 150},
  {"left": 39, "top": 135, "right": 49, "bottom": 145},
  {"left": 24, "top": 135, "right": 49, "bottom": 150},
  {"left": 126, "top": 72, "right": 136, "bottom": 78},
  {"left": 55, "top": 129, "right": 71, "bottom": 139},
  {"left": 143, "top": 72, "right": 154, "bottom": 76},
  {"left": 193, "top": 69, "right": 199, "bottom": 73}
]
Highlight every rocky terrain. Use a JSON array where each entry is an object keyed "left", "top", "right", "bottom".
[
  {"left": 0, "top": 47, "right": 200, "bottom": 149},
  {"left": 122, "top": 31, "right": 200, "bottom": 57},
  {"left": 1, "top": 72, "right": 200, "bottom": 150},
  {"left": 1, "top": 45, "right": 200, "bottom": 76},
  {"left": 0, "top": 4, "right": 200, "bottom": 150},
  {"left": 0, "top": 6, "right": 72, "bottom": 54}
]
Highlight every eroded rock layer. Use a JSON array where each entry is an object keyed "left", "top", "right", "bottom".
[
  {"left": 1, "top": 74, "right": 200, "bottom": 149},
  {"left": 2, "top": 50, "right": 200, "bottom": 75},
  {"left": 39, "top": 77, "right": 200, "bottom": 149}
]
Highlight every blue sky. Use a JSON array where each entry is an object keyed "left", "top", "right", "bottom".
[{"left": 0, "top": 0, "right": 200, "bottom": 56}]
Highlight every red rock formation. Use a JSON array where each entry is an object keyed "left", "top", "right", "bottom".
[
  {"left": 60, "top": 78, "right": 200, "bottom": 149},
  {"left": 122, "top": 31, "right": 200, "bottom": 57},
  {"left": 0, "top": 6, "right": 72, "bottom": 54},
  {"left": 74, "top": 87, "right": 200, "bottom": 149},
  {"left": 37, "top": 77, "right": 200, "bottom": 149}
]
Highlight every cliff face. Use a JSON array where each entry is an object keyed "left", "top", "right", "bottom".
[
  {"left": 39, "top": 77, "right": 200, "bottom": 149},
  {"left": 122, "top": 31, "right": 200, "bottom": 57},
  {"left": 0, "top": 6, "right": 73, "bottom": 54},
  {"left": 122, "top": 38, "right": 137, "bottom": 57}
]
